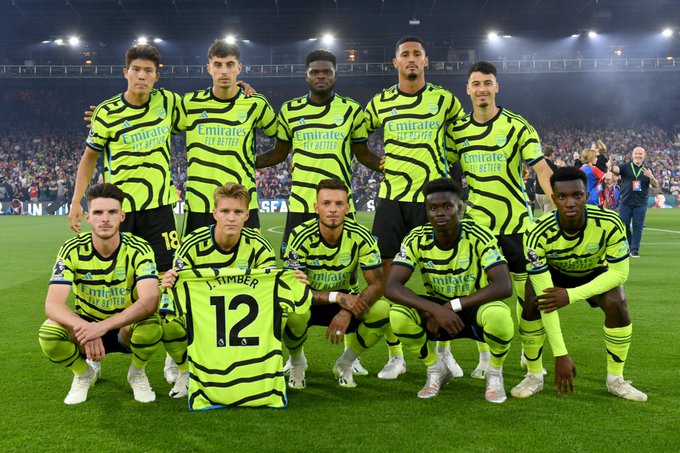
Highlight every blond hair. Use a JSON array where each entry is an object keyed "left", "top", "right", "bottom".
[{"left": 213, "top": 182, "right": 250, "bottom": 206}]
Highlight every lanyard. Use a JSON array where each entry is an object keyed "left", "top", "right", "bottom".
[{"left": 631, "top": 163, "right": 643, "bottom": 180}]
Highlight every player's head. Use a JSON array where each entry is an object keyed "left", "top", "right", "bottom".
[
  {"left": 305, "top": 50, "right": 336, "bottom": 97},
  {"left": 543, "top": 145, "right": 555, "bottom": 158},
  {"left": 581, "top": 148, "right": 597, "bottom": 165},
  {"left": 315, "top": 178, "right": 349, "bottom": 231},
  {"left": 591, "top": 139, "right": 607, "bottom": 155},
  {"left": 423, "top": 178, "right": 464, "bottom": 232},
  {"left": 393, "top": 36, "right": 428, "bottom": 82},
  {"left": 631, "top": 146, "right": 646, "bottom": 166},
  {"left": 550, "top": 167, "right": 588, "bottom": 224},
  {"left": 212, "top": 183, "right": 250, "bottom": 236},
  {"left": 85, "top": 183, "right": 125, "bottom": 240},
  {"left": 123, "top": 44, "right": 161, "bottom": 97},
  {"left": 466, "top": 61, "right": 498, "bottom": 109},
  {"left": 207, "top": 40, "right": 242, "bottom": 92}
]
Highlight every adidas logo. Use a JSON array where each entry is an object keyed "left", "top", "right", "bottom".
[
  {"left": 424, "top": 261, "right": 435, "bottom": 269},
  {"left": 298, "top": 118, "right": 306, "bottom": 125},
  {"left": 310, "top": 259, "right": 321, "bottom": 266},
  {"left": 200, "top": 111, "right": 208, "bottom": 119},
  {"left": 123, "top": 120, "right": 132, "bottom": 128},
  {"left": 390, "top": 108, "right": 398, "bottom": 115},
  {"left": 463, "top": 139, "right": 470, "bottom": 147},
  {"left": 83, "top": 272, "right": 94, "bottom": 280}
]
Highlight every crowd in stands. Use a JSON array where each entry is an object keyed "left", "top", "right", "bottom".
[
  {"left": 3, "top": 123, "right": 680, "bottom": 210},
  {"left": 2, "top": 87, "right": 679, "bottom": 210}
]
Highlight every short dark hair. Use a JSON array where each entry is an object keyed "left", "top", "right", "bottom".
[
  {"left": 423, "top": 178, "right": 463, "bottom": 199},
  {"left": 86, "top": 183, "right": 125, "bottom": 205},
  {"left": 305, "top": 49, "right": 336, "bottom": 68},
  {"left": 543, "top": 145, "right": 555, "bottom": 158},
  {"left": 395, "top": 36, "right": 425, "bottom": 54},
  {"left": 467, "top": 60, "right": 497, "bottom": 78},
  {"left": 550, "top": 166, "right": 587, "bottom": 189},
  {"left": 208, "top": 40, "right": 240, "bottom": 60},
  {"left": 125, "top": 44, "right": 161, "bottom": 69},
  {"left": 317, "top": 178, "right": 349, "bottom": 194}
]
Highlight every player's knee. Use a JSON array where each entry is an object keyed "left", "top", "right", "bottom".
[
  {"left": 131, "top": 318, "right": 163, "bottom": 347},
  {"left": 601, "top": 293, "right": 630, "bottom": 324},
  {"left": 482, "top": 305, "right": 514, "bottom": 343},
  {"left": 366, "top": 299, "right": 390, "bottom": 322},
  {"left": 161, "top": 315, "right": 186, "bottom": 341}
]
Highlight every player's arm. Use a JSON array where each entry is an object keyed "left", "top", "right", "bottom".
[
  {"left": 69, "top": 146, "right": 99, "bottom": 233},
  {"left": 255, "top": 140, "right": 292, "bottom": 169},
  {"left": 351, "top": 141, "right": 384, "bottom": 173},
  {"left": 358, "top": 267, "right": 384, "bottom": 308},
  {"left": 45, "top": 284, "right": 88, "bottom": 331},
  {"left": 532, "top": 159, "right": 554, "bottom": 207},
  {"left": 73, "top": 278, "right": 159, "bottom": 345},
  {"left": 384, "top": 264, "right": 464, "bottom": 337},
  {"left": 564, "top": 259, "right": 628, "bottom": 305},
  {"left": 456, "top": 263, "right": 512, "bottom": 310}
]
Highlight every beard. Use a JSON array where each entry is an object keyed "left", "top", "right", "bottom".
[{"left": 406, "top": 72, "right": 418, "bottom": 81}]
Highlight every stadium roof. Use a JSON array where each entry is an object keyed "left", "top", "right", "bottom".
[{"left": 3, "top": 0, "right": 680, "bottom": 47}]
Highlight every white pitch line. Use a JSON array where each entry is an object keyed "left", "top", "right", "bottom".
[
  {"left": 646, "top": 228, "right": 680, "bottom": 234},
  {"left": 267, "top": 226, "right": 285, "bottom": 234}
]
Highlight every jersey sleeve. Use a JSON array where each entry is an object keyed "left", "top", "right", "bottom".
[
  {"left": 524, "top": 228, "right": 568, "bottom": 357},
  {"left": 351, "top": 107, "right": 369, "bottom": 143},
  {"left": 169, "top": 90, "right": 183, "bottom": 134},
  {"left": 519, "top": 121, "right": 543, "bottom": 166},
  {"left": 49, "top": 246, "right": 75, "bottom": 285},
  {"left": 358, "top": 237, "right": 382, "bottom": 270},
  {"left": 277, "top": 270, "right": 312, "bottom": 315},
  {"left": 392, "top": 234, "right": 419, "bottom": 270},
  {"left": 86, "top": 105, "right": 110, "bottom": 152},
  {"left": 275, "top": 108, "right": 292, "bottom": 143},
  {"left": 133, "top": 244, "right": 159, "bottom": 281},
  {"left": 254, "top": 237, "right": 278, "bottom": 269},
  {"left": 364, "top": 97, "right": 381, "bottom": 134},
  {"left": 445, "top": 94, "right": 465, "bottom": 124},
  {"left": 444, "top": 123, "right": 460, "bottom": 164},
  {"left": 477, "top": 235, "right": 506, "bottom": 270},
  {"left": 257, "top": 98, "right": 278, "bottom": 138},
  {"left": 176, "top": 93, "right": 190, "bottom": 133},
  {"left": 283, "top": 231, "right": 306, "bottom": 271}
]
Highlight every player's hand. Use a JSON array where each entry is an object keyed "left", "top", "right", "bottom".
[
  {"left": 73, "top": 321, "right": 108, "bottom": 345},
  {"left": 378, "top": 156, "right": 386, "bottom": 173},
  {"left": 336, "top": 293, "right": 368, "bottom": 318},
  {"left": 161, "top": 269, "right": 179, "bottom": 290},
  {"left": 236, "top": 81, "right": 256, "bottom": 97},
  {"left": 83, "top": 337, "right": 106, "bottom": 361},
  {"left": 429, "top": 305, "right": 464, "bottom": 337},
  {"left": 68, "top": 202, "right": 83, "bottom": 233},
  {"left": 84, "top": 105, "right": 96, "bottom": 128},
  {"left": 326, "top": 309, "right": 352, "bottom": 345},
  {"left": 536, "top": 287, "right": 570, "bottom": 313},
  {"left": 293, "top": 269, "right": 309, "bottom": 286},
  {"left": 554, "top": 355, "right": 577, "bottom": 398}
]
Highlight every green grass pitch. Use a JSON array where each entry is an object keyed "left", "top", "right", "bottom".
[{"left": 1, "top": 210, "right": 679, "bottom": 452}]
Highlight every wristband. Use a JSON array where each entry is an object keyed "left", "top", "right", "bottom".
[
  {"left": 450, "top": 298, "right": 462, "bottom": 312},
  {"left": 328, "top": 291, "right": 339, "bottom": 303}
]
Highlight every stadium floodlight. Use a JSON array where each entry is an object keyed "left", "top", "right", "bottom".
[
  {"left": 487, "top": 32, "right": 499, "bottom": 41},
  {"left": 502, "top": 35, "right": 512, "bottom": 39},
  {"left": 137, "top": 36, "right": 148, "bottom": 45},
  {"left": 68, "top": 36, "right": 80, "bottom": 46},
  {"left": 242, "top": 39, "right": 251, "bottom": 43},
  {"left": 153, "top": 38, "right": 163, "bottom": 43},
  {"left": 588, "top": 31, "right": 597, "bottom": 38},
  {"left": 55, "top": 38, "right": 64, "bottom": 46},
  {"left": 42, "top": 40, "right": 51, "bottom": 44},
  {"left": 322, "top": 33, "right": 335, "bottom": 45},
  {"left": 308, "top": 37, "right": 318, "bottom": 41},
  {"left": 225, "top": 35, "right": 236, "bottom": 44},
  {"left": 662, "top": 28, "right": 673, "bottom": 37},
  {"left": 571, "top": 33, "right": 580, "bottom": 38}
]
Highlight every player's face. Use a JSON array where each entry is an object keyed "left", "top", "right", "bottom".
[
  {"left": 315, "top": 189, "right": 348, "bottom": 230},
  {"left": 467, "top": 71, "right": 498, "bottom": 109},
  {"left": 85, "top": 197, "right": 124, "bottom": 241},
  {"left": 631, "top": 147, "right": 646, "bottom": 166},
  {"left": 306, "top": 60, "right": 336, "bottom": 96},
  {"left": 393, "top": 41, "right": 428, "bottom": 81},
  {"left": 123, "top": 59, "right": 160, "bottom": 97},
  {"left": 425, "top": 191, "right": 461, "bottom": 232},
  {"left": 213, "top": 196, "right": 249, "bottom": 237},
  {"left": 552, "top": 180, "right": 587, "bottom": 227},
  {"left": 208, "top": 55, "right": 242, "bottom": 90}
]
